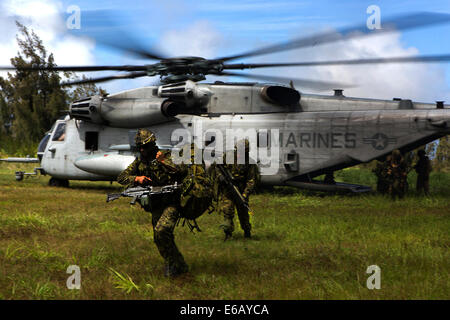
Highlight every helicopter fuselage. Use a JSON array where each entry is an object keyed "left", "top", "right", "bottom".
[{"left": 29, "top": 81, "right": 449, "bottom": 190}]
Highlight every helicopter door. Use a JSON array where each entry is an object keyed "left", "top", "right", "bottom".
[
  {"left": 85, "top": 131, "right": 99, "bottom": 151},
  {"left": 43, "top": 122, "right": 67, "bottom": 175}
]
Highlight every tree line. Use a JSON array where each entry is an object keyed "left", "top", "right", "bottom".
[
  {"left": 0, "top": 22, "right": 104, "bottom": 154},
  {"left": 425, "top": 137, "right": 449, "bottom": 171}
]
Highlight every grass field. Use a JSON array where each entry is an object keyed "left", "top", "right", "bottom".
[{"left": 0, "top": 161, "right": 449, "bottom": 300}]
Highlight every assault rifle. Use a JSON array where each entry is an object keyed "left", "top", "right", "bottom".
[
  {"left": 216, "top": 165, "right": 253, "bottom": 215},
  {"left": 106, "top": 182, "right": 180, "bottom": 204}
]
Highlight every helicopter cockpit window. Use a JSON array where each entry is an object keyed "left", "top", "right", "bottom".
[
  {"left": 85, "top": 131, "right": 99, "bottom": 151},
  {"left": 52, "top": 123, "right": 66, "bottom": 141},
  {"left": 38, "top": 133, "right": 51, "bottom": 153}
]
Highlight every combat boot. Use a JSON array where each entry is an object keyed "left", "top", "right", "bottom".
[
  {"left": 224, "top": 230, "right": 232, "bottom": 241},
  {"left": 165, "top": 262, "right": 189, "bottom": 278},
  {"left": 244, "top": 229, "right": 251, "bottom": 239}
]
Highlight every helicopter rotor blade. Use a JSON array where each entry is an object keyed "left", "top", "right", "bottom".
[
  {"left": 0, "top": 65, "right": 150, "bottom": 72},
  {"left": 61, "top": 71, "right": 149, "bottom": 86},
  {"left": 68, "top": 10, "right": 167, "bottom": 61},
  {"left": 215, "top": 71, "right": 353, "bottom": 91},
  {"left": 217, "top": 12, "right": 450, "bottom": 62},
  {"left": 222, "top": 54, "right": 450, "bottom": 70},
  {"left": 4, "top": 52, "right": 449, "bottom": 74}
]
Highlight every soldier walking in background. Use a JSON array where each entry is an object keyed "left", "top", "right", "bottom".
[
  {"left": 373, "top": 155, "right": 391, "bottom": 195},
  {"left": 117, "top": 129, "right": 189, "bottom": 277},
  {"left": 386, "top": 149, "right": 408, "bottom": 200},
  {"left": 414, "top": 149, "right": 432, "bottom": 195},
  {"left": 210, "top": 140, "right": 260, "bottom": 240},
  {"left": 323, "top": 170, "right": 336, "bottom": 184}
]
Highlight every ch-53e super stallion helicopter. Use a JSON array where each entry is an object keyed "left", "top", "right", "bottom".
[{"left": 1, "top": 12, "right": 450, "bottom": 192}]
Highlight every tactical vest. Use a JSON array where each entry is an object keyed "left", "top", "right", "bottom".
[{"left": 179, "top": 145, "right": 214, "bottom": 221}]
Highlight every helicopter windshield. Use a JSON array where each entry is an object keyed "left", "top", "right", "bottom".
[
  {"left": 52, "top": 123, "right": 66, "bottom": 142},
  {"left": 37, "top": 133, "right": 50, "bottom": 153}
]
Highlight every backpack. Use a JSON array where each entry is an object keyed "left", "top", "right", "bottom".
[{"left": 179, "top": 144, "right": 214, "bottom": 224}]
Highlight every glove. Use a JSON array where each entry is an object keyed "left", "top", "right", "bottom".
[
  {"left": 156, "top": 151, "right": 165, "bottom": 162},
  {"left": 135, "top": 176, "right": 152, "bottom": 185}
]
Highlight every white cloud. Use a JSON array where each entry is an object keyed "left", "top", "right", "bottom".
[
  {"left": 0, "top": 0, "right": 95, "bottom": 79},
  {"left": 142, "top": 19, "right": 449, "bottom": 103},
  {"left": 158, "top": 20, "right": 223, "bottom": 58},
  {"left": 3, "top": 0, "right": 65, "bottom": 42},
  {"left": 243, "top": 30, "right": 450, "bottom": 102}
]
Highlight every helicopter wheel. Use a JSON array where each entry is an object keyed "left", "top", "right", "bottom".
[{"left": 49, "top": 178, "right": 70, "bottom": 187}]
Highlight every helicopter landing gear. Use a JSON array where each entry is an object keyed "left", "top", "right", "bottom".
[{"left": 48, "top": 178, "right": 69, "bottom": 187}]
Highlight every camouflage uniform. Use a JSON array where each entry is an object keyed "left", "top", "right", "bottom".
[
  {"left": 373, "top": 156, "right": 391, "bottom": 195},
  {"left": 117, "top": 129, "right": 189, "bottom": 277},
  {"left": 210, "top": 141, "right": 260, "bottom": 239},
  {"left": 178, "top": 143, "right": 214, "bottom": 223},
  {"left": 386, "top": 150, "right": 408, "bottom": 200},
  {"left": 414, "top": 149, "right": 432, "bottom": 195}
]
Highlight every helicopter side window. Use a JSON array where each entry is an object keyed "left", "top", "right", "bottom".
[
  {"left": 52, "top": 123, "right": 66, "bottom": 141},
  {"left": 85, "top": 131, "right": 99, "bottom": 151}
]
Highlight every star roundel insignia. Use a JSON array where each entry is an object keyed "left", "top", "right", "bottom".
[{"left": 362, "top": 133, "right": 397, "bottom": 150}]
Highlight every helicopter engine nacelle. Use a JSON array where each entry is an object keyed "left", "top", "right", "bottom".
[
  {"left": 157, "top": 80, "right": 211, "bottom": 107},
  {"left": 69, "top": 95, "right": 182, "bottom": 128}
]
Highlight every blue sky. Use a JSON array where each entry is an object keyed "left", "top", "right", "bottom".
[
  {"left": 2, "top": 0, "right": 450, "bottom": 101},
  {"left": 58, "top": 0, "right": 450, "bottom": 54}
]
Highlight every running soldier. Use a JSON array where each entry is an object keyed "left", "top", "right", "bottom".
[
  {"left": 117, "top": 129, "right": 189, "bottom": 277},
  {"left": 209, "top": 140, "right": 260, "bottom": 240}
]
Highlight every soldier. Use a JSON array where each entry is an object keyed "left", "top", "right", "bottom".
[
  {"left": 210, "top": 140, "right": 260, "bottom": 240},
  {"left": 414, "top": 149, "right": 432, "bottom": 195},
  {"left": 117, "top": 129, "right": 189, "bottom": 277},
  {"left": 386, "top": 149, "right": 408, "bottom": 200},
  {"left": 373, "top": 155, "right": 391, "bottom": 195},
  {"left": 323, "top": 170, "right": 336, "bottom": 184}
]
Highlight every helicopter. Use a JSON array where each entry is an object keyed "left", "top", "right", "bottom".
[{"left": 1, "top": 11, "right": 449, "bottom": 192}]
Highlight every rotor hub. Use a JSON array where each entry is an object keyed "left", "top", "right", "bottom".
[{"left": 154, "top": 57, "right": 223, "bottom": 81}]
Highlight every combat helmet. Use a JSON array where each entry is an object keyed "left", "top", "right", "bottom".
[
  {"left": 391, "top": 149, "right": 403, "bottom": 163},
  {"left": 135, "top": 128, "right": 156, "bottom": 147}
]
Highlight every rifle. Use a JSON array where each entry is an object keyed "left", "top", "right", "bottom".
[
  {"left": 106, "top": 182, "right": 180, "bottom": 205},
  {"left": 216, "top": 165, "right": 253, "bottom": 215}
]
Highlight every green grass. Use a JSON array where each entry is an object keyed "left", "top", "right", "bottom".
[{"left": 0, "top": 161, "right": 449, "bottom": 299}]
